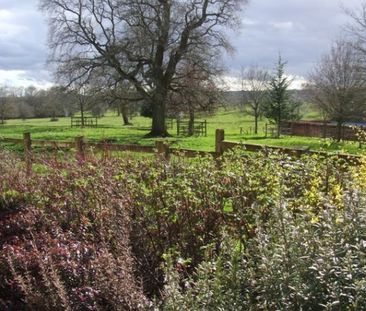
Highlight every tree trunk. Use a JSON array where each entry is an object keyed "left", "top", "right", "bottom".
[
  {"left": 254, "top": 112, "right": 258, "bottom": 134},
  {"left": 148, "top": 89, "right": 169, "bottom": 137},
  {"left": 336, "top": 121, "right": 342, "bottom": 142},
  {"left": 277, "top": 104, "right": 281, "bottom": 138},
  {"left": 276, "top": 117, "right": 281, "bottom": 138},
  {"left": 188, "top": 108, "right": 195, "bottom": 136},
  {"left": 121, "top": 104, "right": 132, "bottom": 126},
  {"left": 80, "top": 100, "right": 85, "bottom": 128}
]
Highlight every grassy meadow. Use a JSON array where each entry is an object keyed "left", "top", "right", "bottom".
[{"left": 0, "top": 108, "right": 365, "bottom": 155}]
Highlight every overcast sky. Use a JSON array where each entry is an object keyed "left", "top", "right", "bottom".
[{"left": 0, "top": 0, "right": 362, "bottom": 89}]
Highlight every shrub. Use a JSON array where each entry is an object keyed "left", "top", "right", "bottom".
[
  {"left": 159, "top": 153, "right": 366, "bottom": 310},
  {"left": 0, "top": 148, "right": 364, "bottom": 310},
  {"left": 0, "top": 155, "right": 147, "bottom": 310},
  {"left": 115, "top": 155, "right": 229, "bottom": 296}
]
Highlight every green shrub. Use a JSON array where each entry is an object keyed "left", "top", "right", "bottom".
[
  {"left": 0, "top": 148, "right": 365, "bottom": 310},
  {"left": 159, "top": 153, "right": 366, "bottom": 311}
]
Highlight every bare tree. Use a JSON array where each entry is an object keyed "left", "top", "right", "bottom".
[
  {"left": 99, "top": 79, "right": 141, "bottom": 126},
  {"left": 45, "top": 86, "right": 78, "bottom": 117},
  {"left": 23, "top": 86, "right": 39, "bottom": 116},
  {"left": 308, "top": 40, "right": 366, "bottom": 141},
  {"left": 346, "top": 2, "right": 366, "bottom": 58},
  {"left": 40, "top": 0, "right": 248, "bottom": 137},
  {"left": 0, "top": 86, "right": 9, "bottom": 124},
  {"left": 168, "top": 61, "right": 221, "bottom": 135},
  {"left": 69, "top": 85, "right": 93, "bottom": 127},
  {"left": 107, "top": 83, "right": 133, "bottom": 125},
  {"left": 240, "top": 66, "right": 269, "bottom": 134},
  {"left": 83, "top": 68, "right": 144, "bottom": 125}
]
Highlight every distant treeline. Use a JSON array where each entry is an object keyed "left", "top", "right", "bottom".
[
  {"left": 0, "top": 86, "right": 80, "bottom": 120},
  {"left": 0, "top": 84, "right": 310, "bottom": 123},
  {"left": 0, "top": 85, "right": 136, "bottom": 121}
]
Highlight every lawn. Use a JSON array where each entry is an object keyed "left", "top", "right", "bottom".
[{"left": 0, "top": 109, "right": 365, "bottom": 155}]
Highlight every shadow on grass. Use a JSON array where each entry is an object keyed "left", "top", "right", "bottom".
[
  {"left": 227, "top": 134, "right": 268, "bottom": 141},
  {"left": 133, "top": 127, "right": 154, "bottom": 132},
  {"left": 0, "top": 125, "right": 71, "bottom": 134}
]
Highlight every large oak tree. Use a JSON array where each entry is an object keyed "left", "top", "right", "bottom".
[{"left": 40, "top": 0, "right": 247, "bottom": 136}]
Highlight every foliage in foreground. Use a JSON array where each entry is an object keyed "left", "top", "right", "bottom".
[
  {"left": 0, "top": 154, "right": 147, "bottom": 310},
  {"left": 162, "top": 191, "right": 366, "bottom": 310},
  {"left": 0, "top": 149, "right": 366, "bottom": 310}
]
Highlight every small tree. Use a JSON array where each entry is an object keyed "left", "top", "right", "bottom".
[
  {"left": 0, "top": 86, "right": 9, "bottom": 124},
  {"left": 67, "top": 84, "right": 95, "bottom": 127},
  {"left": 263, "top": 56, "right": 301, "bottom": 137},
  {"left": 240, "top": 66, "right": 269, "bottom": 134},
  {"left": 85, "top": 70, "right": 143, "bottom": 125},
  {"left": 308, "top": 40, "right": 366, "bottom": 141},
  {"left": 105, "top": 81, "right": 142, "bottom": 126},
  {"left": 168, "top": 61, "right": 221, "bottom": 136}
]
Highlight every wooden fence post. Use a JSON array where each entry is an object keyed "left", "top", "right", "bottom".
[
  {"left": 75, "top": 136, "right": 85, "bottom": 160},
  {"left": 215, "top": 129, "right": 225, "bottom": 156},
  {"left": 155, "top": 140, "right": 170, "bottom": 160},
  {"left": 23, "top": 132, "right": 32, "bottom": 175}
]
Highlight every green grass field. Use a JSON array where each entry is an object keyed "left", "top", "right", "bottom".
[{"left": 0, "top": 109, "right": 364, "bottom": 155}]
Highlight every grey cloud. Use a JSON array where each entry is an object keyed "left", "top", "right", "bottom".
[
  {"left": 227, "top": 0, "right": 362, "bottom": 78},
  {"left": 0, "top": 0, "right": 48, "bottom": 81},
  {"left": 0, "top": 0, "right": 37, "bottom": 10},
  {"left": 0, "top": 0, "right": 364, "bottom": 87}
]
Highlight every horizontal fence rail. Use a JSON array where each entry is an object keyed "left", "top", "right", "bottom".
[
  {"left": 0, "top": 129, "right": 363, "bottom": 176},
  {"left": 71, "top": 116, "right": 98, "bottom": 128},
  {"left": 177, "top": 119, "right": 207, "bottom": 137}
]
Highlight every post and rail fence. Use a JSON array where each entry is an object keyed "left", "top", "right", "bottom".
[
  {"left": 177, "top": 119, "right": 207, "bottom": 137},
  {"left": 0, "top": 129, "right": 363, "bottom": 176},
  {"left": 71, "top": 116, "right": 98, "bottom": 128}
]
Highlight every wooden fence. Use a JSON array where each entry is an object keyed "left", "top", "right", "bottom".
[
  {"left": 71, "top": 116, "right": 98, "bottom": 128},
  {"left": 177, "top": 119, "right": 207, "bottom": 137},
  {"left": 216, "top": 129, "right": 362, "bottom": 164},
  {"left": 0, "top": 129, "right": 362, "bottom": 176},
  {"left": 165, "top": 118, "right": 174, "bottom": 130}
]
